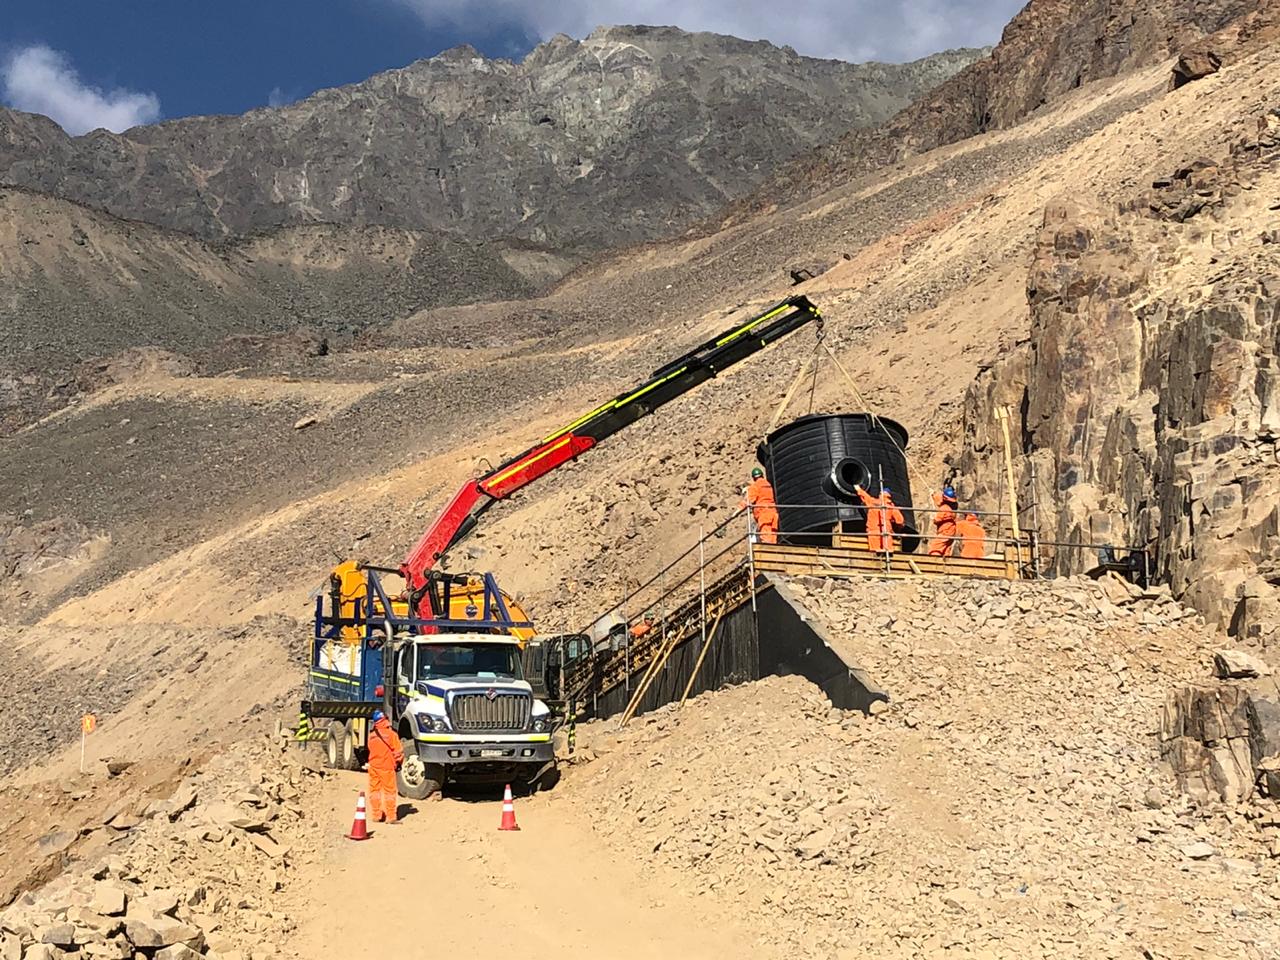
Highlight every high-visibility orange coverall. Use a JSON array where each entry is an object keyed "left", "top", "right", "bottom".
[
  {"left": 740, "top": 476, "right": 780, "bottom": 544},
  {"left": 367, "top": 718, "right": 404, "bottom": 823},
  {"left": 928, "top": 492, "right": 958, "bottom": 557},
  {"left": 955, "top": 513, "right": 988, "bottom": 559},
  {"left": 855, "top": 487, "right": 904, "bottom": 552}
]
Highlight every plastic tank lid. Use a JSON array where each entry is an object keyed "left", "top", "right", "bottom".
[{"left": 760, "top": 412, "right": 910, "bottom": 450}]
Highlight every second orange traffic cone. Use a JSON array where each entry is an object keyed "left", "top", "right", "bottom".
[
  {"left": 498, "top": 783, "right": 520, "bottom": 831},
  {"left": 347, "top": 791, "right": 371, "bottom": 841}
]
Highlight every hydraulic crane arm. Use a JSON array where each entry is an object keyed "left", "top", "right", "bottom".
[{"left": 400, "top": 295, "right": 822, "bottom": 598}]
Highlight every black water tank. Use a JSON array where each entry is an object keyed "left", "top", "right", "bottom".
[{"left": 757, "top": 413, "right": 920, "bottom": 551}]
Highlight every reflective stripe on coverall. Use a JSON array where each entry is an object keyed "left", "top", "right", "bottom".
[
  {"left": 368, "top": 718, "right": 404, "bottom": 823},
  {"left": 740, "top": 476, "right": 780, "bottom": 545},
  {"left": 928, "top": 492, "right": 958, "bottom": 557}
]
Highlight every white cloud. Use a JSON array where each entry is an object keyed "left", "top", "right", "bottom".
[
  {"left": 267, "top": 86, "right": 294, "bottom": 108},
  {"left": 392, "top": 0, "right": 1026, "bottom": 62},
  {"left": 1, "top": 45, "right": 160, "bottom": 135}
]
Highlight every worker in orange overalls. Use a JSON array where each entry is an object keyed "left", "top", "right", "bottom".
[
  {"left": 367, "top": 709, "right": 404, "bottom": 824},
  {"left": 854, "top": 484, "right": 905, "bottom": 553},
  {"left": 630, "top": 611, "right": 655, "bottom": 639},
  {"left": 928, "top": 486, "right": 959, "bottom": 557},
  {"left": 955, "top": 512, "right": 988, "bottom": 559},
  {"left": 739, "top": 467, "right": 779, "bottom": 544}
]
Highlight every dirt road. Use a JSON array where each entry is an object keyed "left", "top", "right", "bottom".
[{"left": 290, "top": 772, "right": 776, "bottom": 960}]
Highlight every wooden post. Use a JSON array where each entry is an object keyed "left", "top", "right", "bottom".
[
  {"left": 619, "top": 630, "right": 679, "bottom": 728},
  {"left": 1028, "top": 457, "right": 1044, "bottom": 579},
  {"left": 699, "top": 525, "right": 707, "bottom": 661},
  {"left": 996, "top": 406, "right": 1022, "bottom": 562},
  {"left": 678, "top": 609, "right": 725, "bottom": 708}
]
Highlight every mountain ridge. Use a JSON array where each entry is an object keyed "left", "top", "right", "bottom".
[
  {"left": 721, "top": 0, "right": 1267, "bottom": 220},
  {"left": 0, "top": 28, "right": 982, "bottom": 249}
]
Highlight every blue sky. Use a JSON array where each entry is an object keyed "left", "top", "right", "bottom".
[{"left": 2, "top": 0, "right": 1025, "bottom": 135}]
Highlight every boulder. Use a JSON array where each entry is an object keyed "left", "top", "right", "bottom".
[
  {"left": 105, "top": 813, "right": 140, "bottom": 832},
  {"left": 38, "top": 924, "right": 75, "bottom": 947},
  {"left": 154, "top": 946, "right": 203, "bottom": 960},
  {"left": 80, "top": 936, "right": 130, "bottom": 959},
  {"left": 123, "top": 914, "right": 204, "bottom": 951},
  {"left": 35, "top": 831, "right": 77, "bottom": 857},
  {"left": 199, "top": 801, "right": 268, "bottom": 833},
  {"left": 90, "top": 885, "right": 126, "bottom": 918},
  {"left": 1181, "top": 841, "right": 1216, "bottom": 860},
  {"left": 1171, "top": 48, "right": 1222, "bottom": 89},
  {"left": 134, "top": 892, "right": 179, "bottom": 918},
  {"left": 1214, "top": 649, "right": 1271, "bottom": 679},
  {"left": 64, "top": 908, "right": 119, "bottom": 936},
  {"left": 243, "top": 832, "right": 289, "bottom": 860},
  {"left": 165, "top": 784, "right": 198, "bottom": 822}
]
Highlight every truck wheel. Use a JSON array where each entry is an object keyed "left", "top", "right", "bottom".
[
  {"left": 324, "top": 722, "right": 346, "bottom": 769},
  {"left": 396, "top": 753, "right": 442, "bottom": 800},
  {"left": 530, "top": 760, "right": 561, "bottom": 794},
  {"left": 340, "top": 721, "right": 361, "bottom": 770}
]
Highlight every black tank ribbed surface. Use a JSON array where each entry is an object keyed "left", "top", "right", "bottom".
[{"left": 757, "top": 413, "right": 919, "bottom": 552}]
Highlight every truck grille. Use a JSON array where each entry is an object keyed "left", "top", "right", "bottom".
[{"left": 449, "top": 692, "right": 531, "bottom": 732}]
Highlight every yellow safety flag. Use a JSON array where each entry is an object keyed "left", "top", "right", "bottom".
[{"left": 80, "top": 713, "right": 97, "bottom": 774}]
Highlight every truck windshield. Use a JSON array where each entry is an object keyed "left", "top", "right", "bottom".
[{"left": 416, "top": 643, "right": 523, "bottom": 681}]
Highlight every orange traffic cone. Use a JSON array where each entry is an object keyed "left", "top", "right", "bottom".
[
  {"left": 498, "top": 783, "right": 520, "bottom": 832},
  {"left": 347, "top": 791, "right": 371, "bottom": 841}
]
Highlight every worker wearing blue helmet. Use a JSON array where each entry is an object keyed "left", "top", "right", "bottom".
[
  {"left": 928, "top": 484, "right": 960, "bottom": 557},
  {"left": 367, "top": 709, "right": 404, "bottom": 824}
]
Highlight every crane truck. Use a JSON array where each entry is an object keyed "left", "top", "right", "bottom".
[{"left": 302, "top": 295, "right": 822, "bottom": 798}]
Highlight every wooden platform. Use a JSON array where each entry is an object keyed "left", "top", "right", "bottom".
[{"left": 753, "top": 541, "right": 1027, "bottom": 581}]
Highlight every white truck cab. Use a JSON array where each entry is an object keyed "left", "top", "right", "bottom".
[{"left": 391, "top": 634, "right": 555, "bottom": 799}]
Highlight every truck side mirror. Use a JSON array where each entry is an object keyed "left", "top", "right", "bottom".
[{"left": 414, "top": 680, "right": 429, "bottom": 696}]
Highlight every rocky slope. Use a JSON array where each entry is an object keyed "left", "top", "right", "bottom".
[
  {"left": 571, "top": 576, "right": 1279, "bottom": 959},
  {"left": 10, "top": 38, "right": 1277, "bottom": 637},
  {"left": 0, "top": 735, "right": 326, "bottom": 959},
  {"left": 5, "top": 4, "right": 1280, "bottom": 957},
  {"left": 0, "top": 28, "right": 979, "bottom": 248},
  {"left": 725, "top": 0, "right": 1270, "bottom": 221},
  {"left": 0, "top": 188, "right": 550, "bottom": 433},
  {"left": 956, "top": 104, "right": 1280, "bottom": 641}
]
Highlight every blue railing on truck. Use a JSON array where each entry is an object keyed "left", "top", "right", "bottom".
[{"left": 308, "top": 569, "right": 534, "bottom": 707}]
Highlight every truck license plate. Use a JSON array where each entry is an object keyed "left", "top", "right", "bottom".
[{"left": 480, "top": 749, "right": 505, "bottom": 758}]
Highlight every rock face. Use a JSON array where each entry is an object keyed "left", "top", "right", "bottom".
[
  {"left": 0, "top": 27, "right": 979, "bottom": 247},
  {"left": 1162, "top": 677, "right": 1280, "bottom": 802},
  {"left": 729, "top": 0, "right": 1267, "bottom": 217},
  {"left": 957, "top": 108, "right": 1280, "bottom": 639}
]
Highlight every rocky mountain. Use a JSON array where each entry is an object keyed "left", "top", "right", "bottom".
[
  {"left": 0, "top": 186, "right": 557, "bottom": 432},
  {"left": 726, "top": 0, "right": 1268, "bottom": 220},
  {"left": 956, "top": 99, "right": 1280, "bottom": 638},
  {"left": 0, "top": 27, "right": 980, "bottom": 250}
]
